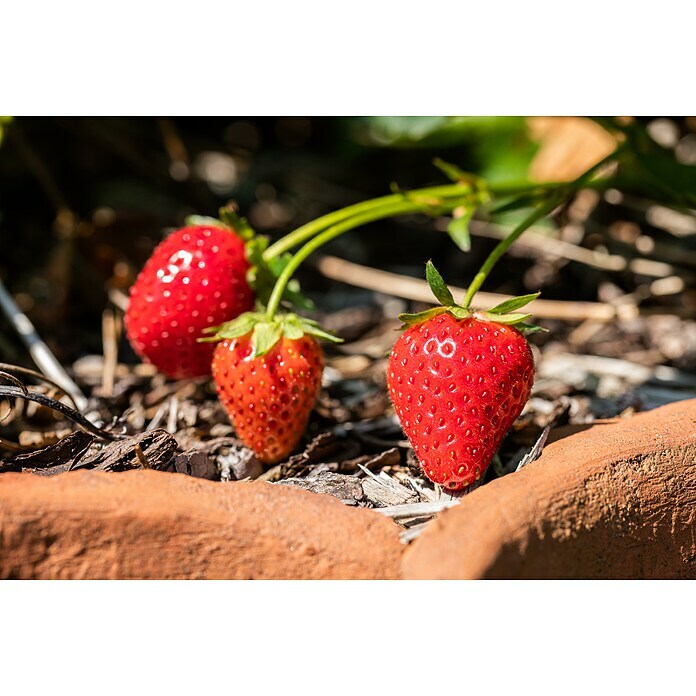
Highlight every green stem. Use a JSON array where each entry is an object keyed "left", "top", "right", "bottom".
[
  {"left": 264, "top": 197, "right": 466, "bottom": 320},
  {"left": 264, "top": 146, "right": 623, "bottom": 320},
  {"left": 461, "top": 148, "right": 622, "bottom": 309},
  {"left": 460, "top": 194, "right": 564, "bottom": 309},
  {"left": 261, "top": 178, "right": 617, "bottom": 263},
  {"left": 262, "top": 183, "right": 479, "bottom": 262}
]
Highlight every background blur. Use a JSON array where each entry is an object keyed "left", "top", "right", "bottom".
[{"left": 1, "top": 116, "right": 695, "bottom": 375}]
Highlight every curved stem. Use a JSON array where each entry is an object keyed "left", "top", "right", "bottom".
[
  {"left": 262, "top": 178, "right": 614, "bottom": 263},
  {"left": 264, "top": 146, "right": 623, "bottom": 319},
  {"left": 461, "top": 194, "right": 564, "bottom": 308},
  {"left": 264, "top": 197, "right": 465, "bottom": 320},
  {"left": 461, "top": 148, "right": 622, "bottom": 309},
  {"left": 262, "top": 183, "right": 478, "bottom": 262}
]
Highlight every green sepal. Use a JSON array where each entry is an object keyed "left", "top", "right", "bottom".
[
  {"left": 199, "top": 311, "right": 342, "bottom": 356},
  {"left": 448, "top": 306, "right": 470, "bottom": 319},
  {"left": 425, "top": 261, "right": 454, "bottom": 306},
  {"left": 219, "top": 205, "right": 256, "bottom": 241},
  {"left": 197, "top": 312, "right": 262, "bottom": 342},
  {"left": 298, "top": 320, "right": 343, "bottom": 344},
  {"left": 184, "top": 206, "right": 257, "bottom": 242},
  {"left": 397, "top": 262, "right": 541, "bottom": 333},
  {"left": 398, "top": 306, "right": 449, "bottom": 327},
  {"left": 480, "top": 311, "right": 533, "bottom": 325},
  {"left": 281, "top": 315, "right": 305, "bottom": 340},
  {"left": 487, "top": 292, "right": 540, "bottom": 315},
  {"left": 251, "top": 322, "right": 283, "bottom": 358},
  {"left": 446, "top": 207, "right": 474, "bottom": 252}
]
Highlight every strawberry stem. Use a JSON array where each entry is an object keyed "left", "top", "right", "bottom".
[
  {"left": 461, "top": 148, "right": 622, "bottom": 309},
  {"left": 260, "top": 178, "right": 591, "bottom": 264},
  {"left": 262, "top": 146, "right": 624, "bottom": 321},
  {"left": 461, "top": 194, "right": 564, "bottom": 309},
  {"left": 263, "top": 196, "right": 471, "bottom": 320},
  {"left": 262, "top": 182, "right": 483, "bottom": 262}
]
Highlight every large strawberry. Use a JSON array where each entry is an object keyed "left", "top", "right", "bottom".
[
  {"left": 387, "top": 262, "right": 537, "bottom": 490},
  {"left": 208, "top": 312, "right": 338, "bottom": 463},
  {"left": 125, "top": 222, "right": 255, "bottom": 379}
]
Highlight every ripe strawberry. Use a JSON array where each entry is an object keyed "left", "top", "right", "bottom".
[
  {"left": 387, "top": 262, "right": 537, "bottom": 490},
  {"left": 209, "top": 313, "right": 337, "bottom": 463},
  {"left": 125, "top": 223, "right": 254, "bottom": 379}
]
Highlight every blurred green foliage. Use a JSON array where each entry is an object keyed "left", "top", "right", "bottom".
[
  {"left": 0, "top": 116, "right": 13, "bottom": 147},
  {"left": 350, "top": 116, "right": 538, "bottom": 184}
]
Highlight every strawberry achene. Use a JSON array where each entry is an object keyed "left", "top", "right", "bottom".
[
  {"left": 388, "top": 312, "right": 534, "bottom": 490},
  {"left": 125, "top": 224, "right": 254, "bottom": 379},
  {"left": 212, "top": 333, "right": 323, "bottom": 463}
]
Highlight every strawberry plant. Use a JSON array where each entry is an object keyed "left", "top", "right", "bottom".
[
  {"left": 128, "top": 129, "right": 634, "bottom": 468},
  {"left": 202, "top": 191, "right": 478, "bottom": 462},
  {"left": 125, "top": 182, "right": 479, "bottom": 380}
]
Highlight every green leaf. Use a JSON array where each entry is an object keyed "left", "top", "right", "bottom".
[
  {"left": 350, "top": 116, "right": 527, "bottom": 150},
  {"left": 483, "top": 312, "right": 533, "bottom": 325},
  {"left": 446, "top": 208, "right": 474, "bottom": 252},
  {"left": 397, "top": 306, "right": 448, "bottom": 327},
  {"left": 303, "top": 325, "right": 343, "bottom": 343},
  {"left": 282, "top": 316, "right": 305, "bottom": 340},
  {"left": 277, "top": 314, "right": 344, "bottom": 344},
  {"left": 487, "top": 292, "right": 540, "bottom": 315},
  {"left": 251, "top": 322, "right": 283, "bottom": 357},
  {"left": 425, "top": 261, "right": 454, "bottom": 306},
  {"left": 448, "top": 306, "right": 470, "bottom": 319}
]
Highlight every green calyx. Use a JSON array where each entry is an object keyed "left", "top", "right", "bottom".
[
  {"left": 186, "top": 204, "right": 255, "bottom": 241},
  {"left": 187, "top": 206, "right": 313, "bottom": 311},
  {"left": 199, "top": 311, "right": 342, "bottom": 358},
  {"left": 397, "top": 260, "right": 545, "bottom": 333}
]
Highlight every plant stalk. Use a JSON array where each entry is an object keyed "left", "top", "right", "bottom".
[
  {"left": 262, "top": 183, "right": 480, "bottom": 262},
  {"left": 461, "top": 148, "right": 622, "bottom": 309},
  {"left": 264, "top": 146, "right": 623, "bottom": 320},
  {"left": 261, "top": 176, "right": 620, "bottom": 264},
  {"left": 264, "top": 197, "right": 466, "bottom": 320}
]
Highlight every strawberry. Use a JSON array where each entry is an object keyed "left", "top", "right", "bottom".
[
  {"left": 125, "top": 222, "right": 255, "bottom": 379},
  {"left": 208, "top": 312, "right": 338, "bottom": 463},
  {"left": 387, "top": 262, "right": 537, "bottom": 490}
]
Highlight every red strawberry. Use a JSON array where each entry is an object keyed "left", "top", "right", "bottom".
[
  {"left": 210, "top": 313, "right": 336, "bottom": 463},
  {"left": 125, "top": 223, "right": 254, "bottom": 379},
  {"left": 387, "top": 262, "right": 536, "bottom": 490}
]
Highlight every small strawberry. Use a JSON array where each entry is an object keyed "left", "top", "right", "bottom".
[
  {"left": 209, "top": 312, "right": 339, "bottom": 463},
  {"left": 125, "top": 221, "right": 255, "bottom": 379},
  {"left": 387, "top": 261, "right": 538, "bottom": 490}
]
